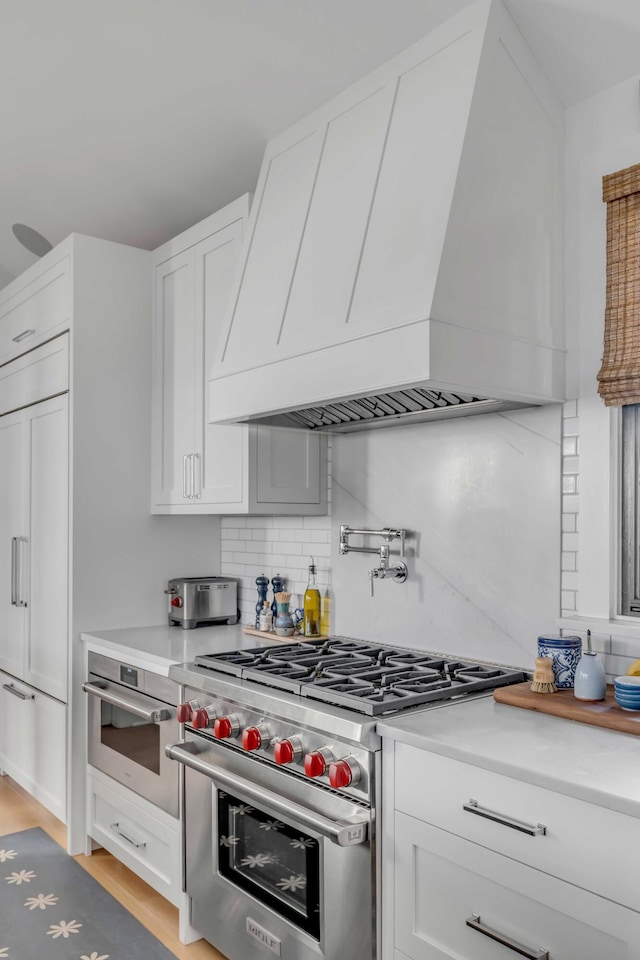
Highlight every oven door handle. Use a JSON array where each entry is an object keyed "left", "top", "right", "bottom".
[
  {"left": 166, "top": 741, "right": 370, "bottom": 847},
  {"left": 83, "top": 681, "right": 171, "bottom": 723}
]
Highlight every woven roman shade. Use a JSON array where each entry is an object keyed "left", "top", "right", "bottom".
[{"left": 597, "top": 162, "right": 640, "bottom": 405}]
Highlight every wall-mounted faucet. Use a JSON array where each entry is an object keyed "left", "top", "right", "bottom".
[{"left": 339, "top": 525, "right": 408, "bottom": 597}]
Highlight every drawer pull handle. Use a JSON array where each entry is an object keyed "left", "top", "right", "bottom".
[
  {"left": 2, "top": 683, "right": 34, "bottom": 701},
  {"left": 467, "top": 914, "right": 549, "bottom": 959},
  {"left": 12, "top": 328, "right": 36, "bottom": 343},
  {"left": 109, "top": 822, "right": 146, "bottom": 849},
  {"left": 463, "top": 799, "right": 546, "bottom": 836}
]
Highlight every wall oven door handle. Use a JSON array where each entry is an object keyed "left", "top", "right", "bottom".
[
  {"left": 166, "top": 741, "right": 370, "bottom": 847},
  {"left": 82, "top": 681, "right": 171, "bottom": 722}
]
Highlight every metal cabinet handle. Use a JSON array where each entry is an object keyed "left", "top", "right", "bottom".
[
  {"left": 11, "top": 537, "right": 28, "bottom": 607},
  {"left": 2, "top": 683, "right": 34, "bottom": 701},
  {"left": 183, "top": 455, "right": 190, "bottom": 499},
  {"left": 17, "top": 536, "right": 28, "bottom": 607},
  {"left": 11, "top": 328, "right": 36, "bottom": 343},
  {"left": 10, "top": 537, "right": 17, "bottom": 606},
  {"left": 463, "top": 799, "right": 546, "bottom": 837},
  {"left": 466, "top": 914, "right": 549, "bottom": 959},
  {"left": 82, "top": 681, "right": 171, "bottom": 722},
  {"left": 109, "top": 821, "right": 146, "bottom": 849},
  {"left": 166, "top": 741, "right": 369, "bottom": 847},
  {"left": 193, "top": 452, "right": 201, "bottom": 498}
]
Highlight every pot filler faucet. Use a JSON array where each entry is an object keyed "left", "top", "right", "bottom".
[{"left": 339, "top": 525, "right": 408, "bottom": 597}]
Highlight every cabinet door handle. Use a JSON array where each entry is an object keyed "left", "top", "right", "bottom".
[
  {"left": 193, "top": 452, "right": 201, "bottom": 499},
  {"left": 11, "top": 537, "right": 28, "bottom": 607},
  {"left": 10, "top": 537, "right": 18, "bottom": 605},
  {"left": 109, "top": 821, "right": 146, "bottom": 849},
  {"left": 3, "top": 683, "right": 34, "bottom": 701},
  {"left": 463, "top": 799, "right": 546, "bottom": 836},
  {"left": 17, "top": 536, "right": 28, "bottom": 607},
  {"left": 11, "top": 328, "right": 36, "bottom": 343},
  {"left": 466, "top": 915, "right": 549, "bottom": 959},
  {"left": 183, "top": 455, "right": 190, "bottom": 499}
]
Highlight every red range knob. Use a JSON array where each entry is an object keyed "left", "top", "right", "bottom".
[
  {"left": 177, "top": 702, "right": 193, "bottom": 723},
  {"left": 214, "top": 715, "right": 239, "bottom": 739},
  {"left": 242, "top": 726, "right": 264, "bottom": 751},
  {"left": 329, "top": 757, "right": 361, "bottom": 789},
  {"left": 192, "top": 705, "right": 216, "bottom": 729},
  {"left": 171, "top": 596, "right": 183, "bottom": 607},
  {"left": 304, "top": 751, "right": 328, "bottom": 778},
  {"left": 274, "top": 737, "right": 302, "bottom": 765}
]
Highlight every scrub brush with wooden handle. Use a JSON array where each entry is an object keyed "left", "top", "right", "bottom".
[{"left": 530, "top": 656, "right": 557, "bottom": 694}]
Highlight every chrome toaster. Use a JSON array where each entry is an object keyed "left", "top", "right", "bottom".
[{"left": 165, "top": 577, "right": 238, "bottom": 629}]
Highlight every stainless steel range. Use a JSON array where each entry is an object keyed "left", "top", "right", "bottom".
[{"left": 166, "top": 638, "right": 525, "bottom": 960}]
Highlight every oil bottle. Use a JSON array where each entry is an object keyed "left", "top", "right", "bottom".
[{"left": 303, "top": 557, "right": 321, "bottom": 637}]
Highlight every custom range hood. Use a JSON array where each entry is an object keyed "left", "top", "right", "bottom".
[{"left": 209, "top": 0, "right": 565, "bottom": 433}]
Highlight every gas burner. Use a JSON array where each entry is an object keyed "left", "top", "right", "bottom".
[{"left": 194, "top": 640, "right": 526, "bottom": 715}]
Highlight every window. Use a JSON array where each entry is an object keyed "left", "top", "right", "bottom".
[{"left": 621, "top": 404, "right": 640, "bottom": 615}]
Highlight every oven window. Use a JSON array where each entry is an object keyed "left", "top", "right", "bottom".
[
  {"left": 218, "top": 790, "right": 320, "bottom": 939},
  {"left": 99, "top": 700, "right": 160, "bottom": 775}
]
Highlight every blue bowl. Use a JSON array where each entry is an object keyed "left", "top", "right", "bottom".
[
  {"left": 614, "top": 692, "right": 640, "bottom": 703},
  {"left": 614, "top": 676, "right": 640, "bottom": 690},
  {"left": 614, "top": 695, "right": 640, "bottom": 710}
]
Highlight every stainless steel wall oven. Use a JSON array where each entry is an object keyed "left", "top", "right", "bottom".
[{"left": 84, "top": 652, "right": 180, "bottom": 817}]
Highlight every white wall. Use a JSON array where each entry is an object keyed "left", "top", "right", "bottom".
[{"left": 557, "top": 70, "right": 640, "bottom": 678}]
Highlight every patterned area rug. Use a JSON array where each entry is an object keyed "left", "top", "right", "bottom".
[{"left": 0, "top": 827, "right": 177, "bottom": 959}]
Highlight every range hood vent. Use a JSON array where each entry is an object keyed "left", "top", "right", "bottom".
[
  {"left": 253, "top": 389, "right": 526, "bottom": 433},
  {"left": 208, "top": 0, "right": 564, "bottom": 433}
]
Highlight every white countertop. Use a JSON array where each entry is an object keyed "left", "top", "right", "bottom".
[
  {"left": 378, "top": 695, "right": 640, "bottom": 819},
  {"left": 81, "top": 622, "right": 258, "bottom": 673}
]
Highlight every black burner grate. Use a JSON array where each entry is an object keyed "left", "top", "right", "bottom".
[{"left": 194, "top": 639, "right": 526, "bottom": 715}]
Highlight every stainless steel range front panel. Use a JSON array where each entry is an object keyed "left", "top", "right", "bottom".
[{"left": 179, "top": 733, "right": 374, "bottom": 960}]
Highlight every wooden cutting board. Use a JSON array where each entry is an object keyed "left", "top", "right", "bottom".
[{"left": 494, "top": 682, "right": 640, "bottom": 735}]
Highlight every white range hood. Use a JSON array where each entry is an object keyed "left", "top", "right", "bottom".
[{"left": 209, "top": 0, "right": 565, "bottom": 433}]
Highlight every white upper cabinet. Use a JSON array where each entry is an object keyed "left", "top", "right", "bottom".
[
  {"left": 151, "top": 197, "right": 327, "bottom": 515},
  {"left": 0, "top": 256, "right": 70, "bottom": 366},
  {"left": 209, "top": 0, "right": 564, "bottom": 426}
]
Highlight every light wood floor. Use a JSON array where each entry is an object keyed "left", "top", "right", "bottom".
[{"left": 0, "top": 774, "right": 226, "bottom": 960}]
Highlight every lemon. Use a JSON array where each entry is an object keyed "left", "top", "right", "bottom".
[{"left": 626, "top": 658, "right": 640, "bottom": 676}]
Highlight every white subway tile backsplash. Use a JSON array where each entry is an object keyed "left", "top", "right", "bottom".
[
  {"left": 221, "top": 516, "right": 247, "bottom": 528},
  {"left": 562, "top": 436, "right": 578, "bottom": 457},
  {"left": 279, "top": 541, "right": 303, "bottom": 554},
  {"left": 561, "top": 590, "right": 577, "bottom": 611},
  {"left": 562, "top": 494, "right": 579, "bottom": 514},
  {"left": 561, "top": 552, "right": 577, "bottom": 572},
  {"left": 562, "top": 475, "right": 578, "bottom": 494},
  {"left": 562, "top": 456, "right": 579, "bottom": 475},
  {"left": 610, "top": 635, "right": 640, "bottom": 658},
  {"left": 273, "top": 517, "right": 304, "bottom": 529},
  {"left": 605, "top": 653, "right": 636, "bottom": 678},
  {"left": 562, "top": 514, "right": 577, "bottom": 533},
  {"left": 562, "top": 533, "right": 579, "bottom": 552},
  {"left": 563, "top": 417, "right": 579, "bottom": 437},
  {"left": 561, "top": 571, "right": 579, "bottom": 592},
  {"left": 563, "top": 400, "right": 578, "bottom": 419}
]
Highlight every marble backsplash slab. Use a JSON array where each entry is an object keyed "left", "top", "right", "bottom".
[{"left": 330, "top": 405, "right": 562, "bottom": 671}]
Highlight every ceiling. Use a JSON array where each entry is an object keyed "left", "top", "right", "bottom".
[{"left": 1, "top": 0, "right": 639, "bottom": 289}]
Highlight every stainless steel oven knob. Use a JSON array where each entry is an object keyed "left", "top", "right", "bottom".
[
  {"left": 329, "top": 756, "right": 362, "bottom": 789},
  {"left": 303, "top": 747, "right": 335, "bottom": 778},
  {"left": 177, "top": 699, "right": 201, "bottom": 724},
  {"left": 242, "top": 724, "right": 270, "bottom": 751},
  {"left": 273, "top": 736, "right": 303, "bottom": 765},
  {"left": 191, "top": 704, "right": 217, "bottom": 729},
  {"left": 213, "top": 714, "right": 240, "bottom": 739}
]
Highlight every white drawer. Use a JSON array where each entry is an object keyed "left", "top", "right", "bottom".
[
  {"left": 395, "top": 812, "right": 640, "bottom": 960},
  {"left": 87, "top": 771, "right": 180, "bottom": 905},
  {"left": 395, "top": 744, "right": 640, "bottom": 912},
  {"left": 0, "top": 257, "right": 70, "bottom": 365},
  {"left": 0, "top": 671, "right": 66, "bottom": 822},
  {"left": 0, "top": 333, "right": 69, "bottom": 416}
]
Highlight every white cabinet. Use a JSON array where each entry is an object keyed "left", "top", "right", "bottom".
[
  {"left": 0, "top": 234, "right": 222, "bottom": 848},
  {"left": 394, "top": 812, "right": 640, "bottom": 960},
  {"left": 0, "top": 345, "right": 69, "bottom": 702},
  {"left": 151, "top": 196, "right": 327, "bottom": 515},
  {"left": 209, "top": 0, "right": 564, "bottom": 425},
  {"left": 0, "top": 256, "right": 70, "bottom": 366},
  {"left": 86, "top": 767, "right": 181, "bottom": 907},
  {"left": 0, "top": 670, "right": 66, "bottom": 821},
  {"left": 383, "top": 740, "right": 640, "bottom": 960}
]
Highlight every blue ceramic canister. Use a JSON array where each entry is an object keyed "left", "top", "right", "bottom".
[{"left": 537, "top": 635, "right": 582, "bottom": 689}]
